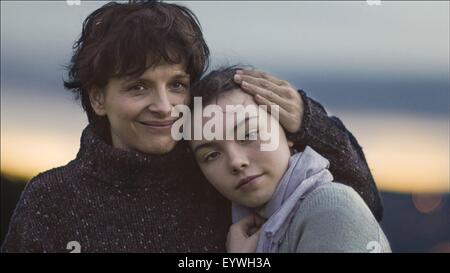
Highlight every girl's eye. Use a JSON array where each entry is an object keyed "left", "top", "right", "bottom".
[
  {"left": 204, "top": 151, "right": 220, "bottom": 162},
  {"left": 241, "top": 130, "right": 259, "bottom": 142}
]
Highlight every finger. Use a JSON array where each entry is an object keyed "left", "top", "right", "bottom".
[
  {"left": 241, "top": 81, "right": 291, "bottom": 110},
  {"left": 234, "top": 214, "right": 259, "bottom": 235},
  {"left": 254, "top": 93, "right": 291, "bottom": 120},
  {"left": 253, "top": 214, "right": 265, "bottom": 228},
  {"left": 250, "top": 230, "right": 261, "bottom": 238},
  {"left": 248, "top": 215, "right": 263, "bottom": 235},
  {"left": 236, "top": 69, "right": 287, "bottom": 86},
  {"left": 248, "top": 227, "right": 259, "bottom": 236},
  {"left": 241, "top": 81, "right": 280, "bottom": 100},
  {"left": 234, "top": 74, "right": 276, "bottom": 89},
  {"left": 234, "top": 74, "right": 291, "bottom": 98},
  {"left": 248, "top": 230, "right": 261, "bottom": 242},
  {"left": 237, "top": 74, "right": 298, "bottom": 101}
]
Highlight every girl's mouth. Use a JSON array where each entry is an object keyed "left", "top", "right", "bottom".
[{"left": 236, "top": 173, "right": 264, "bottom": 191}]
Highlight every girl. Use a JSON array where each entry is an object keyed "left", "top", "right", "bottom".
[{"left": 189, "top": 66, "right": 391, "bottom": 253}]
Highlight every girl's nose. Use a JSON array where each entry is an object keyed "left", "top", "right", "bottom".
[{"left": 229, "top": 149, "right": 250, "bottom": 175}]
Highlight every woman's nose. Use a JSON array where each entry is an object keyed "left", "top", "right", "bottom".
[{"left": 148, "top": 88, "right": 172, "bottom": 116}]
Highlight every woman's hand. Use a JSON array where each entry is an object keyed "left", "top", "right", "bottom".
[
  {"left": 233, "top": 69, "right": 304, "bottom": 133},
  {"left": 226, "top": 213, "right": 264, "bottom": 253}
]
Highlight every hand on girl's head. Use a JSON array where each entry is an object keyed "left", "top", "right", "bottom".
[{"left": 233, "top": 69, "right": 304, "bottom": 133}]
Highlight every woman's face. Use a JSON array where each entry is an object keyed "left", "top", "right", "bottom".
[
  {"left": 90, "top": 63, "right": 190, "bottom": 154},
  {"left": 189, "top": 89, "right": 292, "bottom": 208}
]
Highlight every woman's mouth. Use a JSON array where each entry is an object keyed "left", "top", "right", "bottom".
[
  {"left": 137, "top": 120, "right": 176, "bottom": 130},
  {"left": 236, "top": 174, "right": 264, "bottom": 192}
]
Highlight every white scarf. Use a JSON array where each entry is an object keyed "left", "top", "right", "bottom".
[{"left": 232, "top": 146, "right": 334, "bottom": 252}]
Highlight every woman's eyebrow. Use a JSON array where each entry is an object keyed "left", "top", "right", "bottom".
[
  {"left": 121, "top": 77, "right": 151, "bottom": 86},
  {"left": 170, "top": 72, "right": 190, "bottom": 80},
  {"left": 121, "top": 70, "right": 189, "bottom": 84}
]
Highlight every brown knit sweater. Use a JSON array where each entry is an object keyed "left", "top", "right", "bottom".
[{"left": 1, "top": 90, "right": 382, "bottom": 253}]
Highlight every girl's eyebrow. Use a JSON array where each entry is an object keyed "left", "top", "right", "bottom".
[
  {"left": 233, "top": 115, "right": 258, "bottom": 131},
  {"left": 193, "top": 142, "right": 216, "bottom": 154},
  {"left": 193, "top": 115, "right": 258, "bottom": 154}
]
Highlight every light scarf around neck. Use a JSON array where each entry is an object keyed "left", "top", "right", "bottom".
[{"left": 231, "top": 146, "right": 334, "bottom": 252}]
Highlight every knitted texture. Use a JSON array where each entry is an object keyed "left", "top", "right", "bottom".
[{"left": 1, "top": 125, "right": 230, "bottom": 252}]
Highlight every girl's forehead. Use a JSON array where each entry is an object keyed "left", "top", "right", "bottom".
[
  {"left": 200, "top": 89, "right": 270, "bottom": 125},
  {"left": 215, "top": 89, "right": 256, "bottom": 109}
]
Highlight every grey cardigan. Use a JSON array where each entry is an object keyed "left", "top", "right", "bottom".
[{"left": 278, "top": 183, "right": 391, "bottom": 253}]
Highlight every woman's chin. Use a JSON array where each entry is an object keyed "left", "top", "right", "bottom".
[{"left": 139, "top": 137, "right": 178, "bottom": 155}]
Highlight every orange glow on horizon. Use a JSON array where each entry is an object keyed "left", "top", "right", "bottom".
[
  {"left": 1, "top": 111, "right": 449, "bottom": 194},
  {"left": 336, "top": 111, "right": 449, "bottom": 193}
]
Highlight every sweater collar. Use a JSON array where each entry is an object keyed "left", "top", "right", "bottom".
[{"left": 75, "top": 124, "right": 189, "bottom": 189}]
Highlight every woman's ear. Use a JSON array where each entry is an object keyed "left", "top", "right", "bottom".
[
  {"left": 288, "top": 140, "right": 294, "bottom": 148},
  {"left": 89, "top": 87, "right": 107, "bottom": 116}
]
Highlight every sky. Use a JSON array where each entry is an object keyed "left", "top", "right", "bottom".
[{"left": 1, "top": 0, "right": 449, "bottom": 193}]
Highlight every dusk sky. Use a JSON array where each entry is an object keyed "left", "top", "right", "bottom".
[{"left": 1, "top": 1, "right": 449, "bottom": 193}]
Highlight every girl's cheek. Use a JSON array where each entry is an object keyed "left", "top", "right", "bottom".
[
  {"left": 202, "top": 167, "right": 217, "bottom": 184},
  {"left": 245, "top": 143, "right": 263, "bottom": 159},
  {"left": 205, "top": 166, "right": 227, "bottom": 189}
]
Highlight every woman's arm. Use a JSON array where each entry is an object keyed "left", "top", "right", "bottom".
[
  {"left": 234, "top": 70, "right": 383, "bottom": 221},
  {"left": 286, "top": 90, "right": 383, "bottom": 221}
]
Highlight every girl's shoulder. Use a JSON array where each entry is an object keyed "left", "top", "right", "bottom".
[
  {"left": 300, "top": 182, "right": 371, "bottom": 215},
  {"left": 285, "top": 182, "right": 391, "bottom": 252}
]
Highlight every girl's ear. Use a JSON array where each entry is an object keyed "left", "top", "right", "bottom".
[{"left": 89, "top": 87, "right": 107, "bottom": 116}]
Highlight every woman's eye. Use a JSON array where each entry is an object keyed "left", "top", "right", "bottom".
[
  {"left": 204, "top": 151, "right": 220, "bottom": 162},
  {"left": 128, "top": 84, "right": 146, "bottom": 92},
  {"left": 171, "top": 81, "right": 188, "bottom": 92}
]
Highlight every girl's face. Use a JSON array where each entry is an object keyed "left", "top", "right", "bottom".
[
  {"left": 189, "top": 89, "right": 292, "bottom": 208},
  {"left": 90, "top": 63, "right": 190, "bottom": 154}
]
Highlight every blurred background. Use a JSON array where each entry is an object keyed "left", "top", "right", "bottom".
[{"left": 1, "top": 1, "right": 449, "bottom": 252}]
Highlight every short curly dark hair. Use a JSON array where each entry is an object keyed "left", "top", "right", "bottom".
[{"left": 64, "top": 1, "right": 209, "bottom": 128}]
